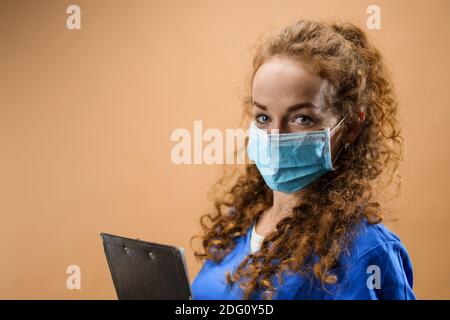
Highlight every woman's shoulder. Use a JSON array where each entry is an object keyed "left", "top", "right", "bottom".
[
  {"left": 343, "top": 217, "right": 412, "bottom": 266},
  {"left": 325, "top": 218, "right": 416, "bottom": 299}
]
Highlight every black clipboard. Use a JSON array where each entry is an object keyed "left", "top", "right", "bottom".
[{"left": 100, "top": 232, "right": 192, "bottom": 300}]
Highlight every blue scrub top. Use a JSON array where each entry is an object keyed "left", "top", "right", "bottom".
[{"left": 191, "top": 218, "right": 416, "bottom": 300}]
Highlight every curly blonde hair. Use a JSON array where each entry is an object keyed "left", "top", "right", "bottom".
[{"left": 190, "top": 19, "right": 403, "bottom": 300}]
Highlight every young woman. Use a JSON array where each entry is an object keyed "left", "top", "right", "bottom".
[{"left": 189, "top": 19, "right": 416, "bottom": 300}]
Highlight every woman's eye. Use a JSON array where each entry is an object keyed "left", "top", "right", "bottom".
[
  {"left": 293, "top": 115, "right": 313, "bottom": 126},
  {"left": 255, "top": 114, "right": 270, "bottom": 124}
]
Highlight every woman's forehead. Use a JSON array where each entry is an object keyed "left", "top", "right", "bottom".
[{"left": 252, "top": 57, "right": 329, "bottom": 112}]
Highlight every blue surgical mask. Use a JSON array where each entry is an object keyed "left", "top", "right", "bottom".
[{"left": 247, "top": 117, "right": 346, "bottom": 193}]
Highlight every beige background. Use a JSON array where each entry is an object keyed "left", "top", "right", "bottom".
[{"left": 0, "top": 0, "right": 449, "bottom": 299}]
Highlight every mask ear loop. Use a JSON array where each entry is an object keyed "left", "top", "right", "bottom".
[
  {"left": 330, "top": 116, "right": 348, "bottom": 169},
  {"left": 330, "top": 115, "right": 347, "bottom": 136},
  {"left": 332, "top": 142, "right": 350, "bottom": 167}
]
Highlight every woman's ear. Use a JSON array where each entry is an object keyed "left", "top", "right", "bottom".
[{"left": 358, "top": 111, "right": 365, "bottom": 123}]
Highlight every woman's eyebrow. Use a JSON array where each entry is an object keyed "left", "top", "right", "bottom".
[{"left": 253, "top": 100, "right": 317, "bottom": 112}]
